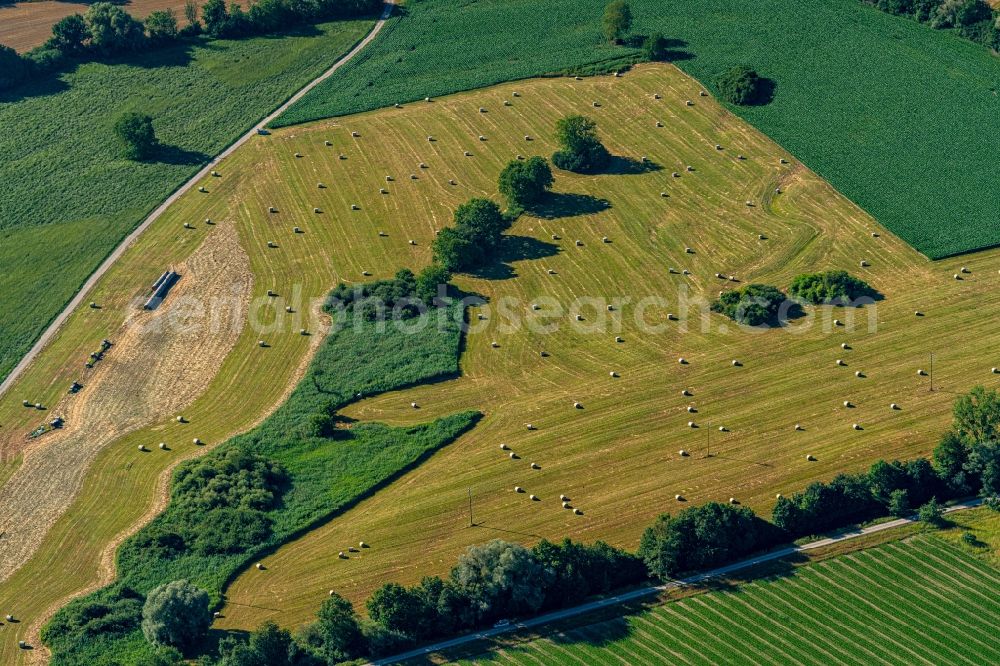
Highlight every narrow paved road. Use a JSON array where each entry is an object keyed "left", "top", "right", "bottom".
[
  {"left": 374, "top": 498, "right": 984, "bottom": 664},
  {"left": 0, "top": 0, "right": 396, "bottom": 400}
]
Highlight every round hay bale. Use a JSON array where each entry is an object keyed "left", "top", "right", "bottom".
[
  {"left": 524, "top": 135, "right": 532, "bottom": 141},
  {"left": 314, "top": 207, "right": 322, "bottom": 213},
  {"left": 833, "top": 319, "right": 842, "bottom": 326},
  {"left": 738, "top": 154, "right": 746, "bottom": 160},
  {"left": 526, "top": 423, "right": 535, "bottom": 430},
  {"left": 479, "top": 107, "right": 487, "bottom": 113},
  {"left": 198, "top": 186, "right": 207, "bottom": 193},
  {"left": 411, "top": 402, "right": 418, "bottom": 409},
  {"left": 513, "top": 91, "right": 521, "bottom": 97},
  {"left": 324, "top": 140, "right": 332, "bottom": 146},
  {"left": 993, "top": 368, "right": 1000, "bottom": 374},
  {"left": 688, "top": 421, "right": 696, "bottom": 428},
  {"left": 300, "top": 328, "right": 308, "bottom": 335},
  {"left": 540, "top": 350, "right": 549, "bottom": 357},
  {"left": 183, "top": 222, "right": 193, "bottom": 229},
  {"left": 675, "top": 494, "right": 684, "bottom": 501},
  {"left": 449, "top": 179, "right": 457, "bottom": 185},
  {"left": 961, "top": 266, "right": 970, "bottom": 274},
  {"left": 427, "top": 136, "right": 434, "bottom": 142},
  {"left": 853, "top": 423, "right": 862, "bottom": 430},
  {"left": 685, "top": 100, "right": 693, "bottom": 106},
  {"left": 491, "top": 341, "right": 500, "bottom": 348},
  {"left": 510, "top": 452, "right": 517, "bottom": 459},
  {"left": 679, "top": 449, "right": 689, "bottom": 457},
  {"left": 560, "top": 494, "right": 569, "bottom": 501},
  {"left": 419, "top": 162, "right": 428, "bottom": 169},
  {"left": 294, "top": 152, "right": 302, "bottom": 158},
  {"left": 716, "top": 144, "right": 723, "bottom": 150},
  {"left": 661, "top": 191, "right": 669, "bottom": 197},
  {"left": 615, "top": 336, "right": 623, "bottom": 343},
  {"left": 777, "top": 493, "right": 783, "bottom": 499},
  {"left": 21, "top": 400, "right": 29, "bottom": 407},
  {"left": 684, "top": 247, "right": 694, "bottom": 254},
  {"left": 729, "top": 497, "right": 737, "bottom": 504},
  {"left": 256, "top": 562, "right": 264, "bottom": 570},
  {"left": 339, "top": 154, "right": 347, "bottom": 160},
  {"left": 504, "top": 100, "right": 512, "bottom": 106},
  {"left": 378, "top": 231, "right": 388, "bottom": 237},
  {"left": 386, "top": 175, "right": 393, "bottom": 182},
  {"left": 563, "top": 501, "right": 572, "bottom": 508},
  {"left": 409, "top": 239, "right": 416, "bottom": 245},
  {"left": 860, "top": 260, "right": 869, "bottom": 268},
  {"left": 745, "top": 200, "right": 754, "bottom": 207},
  {"left": 687, "top": 406, "right": 696, "bottom": 413},
  {"left": 732, "top": 359, "right": 741, "bottom": 367},
  {"left": 360, "top": 541, "right": 368, "bottom": 548},
  {"left": 915, "top": 310, "right": 924, "bottom": 316},
  {"left": 678, "top": 357, "right": 687, "bottom": 364},
  {"left": 836, "top": 359, "right": 845, "bottom": 366},
  {"left": 602, "top": 236, "right": 610, "bottom": 243},
  {"left": 574, "top": 401, "right": 582, "bottom": 409},
  {"left": 841, "top": 342, "right": 849, "bottom": 350},
  {"left": 686, "top": 165, "right": 694, "bottom": 172},
  {"left": 719, "top": 426, "right": 727, "bottom": 432},
  {"left": 656, "top": 121, "right": 663, "bottom": 128},
  {"left": 855, "top": 370, "right": 863, "bottom": 377},
  {"left": 425, "top": 96, "right": 432, "bottom": 102},
  {"left": 529, "top": 494, "right": 538, "bottom": 501},
  {"left": 890, "top": 403, "right": 900, "bottom": 410},
  {"left": 351, "top": 131, "right": 359, "bottom": 137},
  {"left": 338, "top": 551, "right": 346, "bottom": 559},
  {"left": 351, "top": 204, "right": 359, "bottom": 210},
  {"left": 609, "top": 371, "right": 618, "bottom": 377},
  {"left": 682, "top": 389, "right": 692, "bottom": 397},
  {"left": 176, "top": 416, "right": 184, "bottom": 423},
  {"left": 293, "top": 227, "right": 302, "bottom": 234},
  {"left": 464, "top": 151, "right": 472, "bottom": 157},
  {"left": 478, "top": 135, "right": 486, "bottom": 141},
  {"left": 758, "top": 234, "right": 766, "bottom": 240},
  {"left": 700, "top": 90, "right": 708, "bottom": 97},
  {"left": 548, "top": 269, "right": 556, "bottom": 275},
  {"left": 514, "top": 486, "right": 523, "bottom": 493},
  {"left": 500, "top": 443, "right": 509, "bottom": 450},
  {"left": 574, "top": 508, "right": 583, "bottom": 515},
  {"left": 672, "top": 172, "right": 680, "bottom": 178},
  {"left": 917, "top": 369, "right": 927, "bottom": 376},
  {"left": 137, "top": 444, "right": 146, "bottom": 452},
  {"left": 530, "top": 462, "right": 540, "bottom": 469},
  {"left": 575, "top": 314, "right": 584, "bottom": 321},
  {"left": 267, "top": 241, "right": 277, "bottom": 248},
  {"left": 158, "top": 442, "right": 166, "bottom": 450},
  {"left": 954, "top": 273, "right": 962, "bottom": 280},
  {"left": 18, "top": 641, "right": 26, "bottom": 649},
  {"left": 362, "top": 270, "right": 371, "bottom": 276},
  {"left": 843, "top": 400, "right": 852, "bottom": 408},
  {"left": 780, "top": 158, "right": 789, "bottom": 164},
  {"left": 806, "top": 454, "right": 816, "bottom": 461},
  {"left": 593, "top": 101, "right": 600, "bottom": 107},
  {"left": 258, "top": 340, "right": 266, "bottom": 347},
  {"left": 193, "top": 438, "right": 202, "bottom": 445},
  {"left": 795, "top": 424, "right": 804, "bottom": 431}
]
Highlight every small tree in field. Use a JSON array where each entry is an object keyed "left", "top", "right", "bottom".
[
  {"left": 141, "top": 580, "right": 211, "bottom": 650},
  {"left": 552, "top": 114, "right": 610, "bottom": 173},
  {"left": 715, "top": 65, "right": 764, "bottom": 105},
  {"left": 644, "top": 32, "right": 671, "bottom": 61},
  {"left": 498, "top": 156, "right": 553, "bottom": 210},
  {"left": 602, "top": 0, "right": 632, "bottom": 44},
  {"left": 918, "top": 498, "right": 945, "bottom": 527},
  {"left": 114, "top": 112, "right": 158, "bottom": 160}
]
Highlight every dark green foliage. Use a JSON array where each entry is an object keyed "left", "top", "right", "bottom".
[
  {"left": 326, "top": 268, "right": 451, "bottom": 320},
  {"left": 201, "top": 0, "right": 230, "bottom": 36},
  {"left": 711, "top": 284, "right": 787, "bottom": 326},
  {"left": 113, "top": 112, "right": 158, "bottom": 161},
  {"left": 951, "top": 385, "right": 1000, "bottom": 444},
  {"left": 933, "top": 430, "right": 973, "bottom": 494},
  {"left": 451, "top": 540, "right": 553, "bottom": 620},
  {"left": 0, "top": 45, "right": 32, "bottom": 90},
  {"left": 45, "top": 306, "right": 478, "bottom": 663},
  {"left": 788, "top": 270, "right": 878, "bottom": 305},
  {"left": 869, "top": 0, "right": 999, "bottom": 50},
  {"left": 602, "top": 0, "right": 633, "bottom": 43},
  {"left": 917, "top": 497, "right": 946, "bottom": 526},
  {"left": 888, "top": 488, "right": 911, "bottom": 517},
  {"left": 771, "top": 473, "right": 882, "bottom": 537},
  {"left": 141, "top": 580, "right": 211, "bottom": 650},
  {"left": 967, "top": 441, "right": 1000, "bottom": 496},
  {"left": 638, "top": 502, "right": 780, "bottom": 580},
  {"left": 644, "top": 32, "right": 671, "bottom": 60},
  {"left": 86, "top": 2, "right": 148, "bottom": 55},
  {"left": 297, "top": 593, "right": 365, "bottom": 663},
  {"left": 531, "top": 538, "right": 645, "bottom": 610},
  {"left": 145, "top": 10, "right": 180, "bottom": 46},
  {"left": 47, "top": 14, "right": 90, "bottom": 55},
  {"left": 552, "top": 114, "right": 610, "bottom": 173},
  {"left": 715, "top": 64, "right": 765, "bottom": 105},
  {"left": 431, "top": 198, "right": 509, "bottom": 272},
  {"left": 498, "top": 156, "right": 554, "bottom": 210}
]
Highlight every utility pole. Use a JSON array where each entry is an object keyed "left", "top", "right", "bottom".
[
  {"left": 468, "top": 487, "right": 474, "bottom": 527},
  {"left": 929, "top": 352, "right": 934, "bottom": 392},
  {"left": 705, "top": 419, "right": 712, "bottom": 458}
]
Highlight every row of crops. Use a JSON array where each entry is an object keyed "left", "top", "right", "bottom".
[{"left": 463, "top": 537, "right": 1000, "bottom": 665}]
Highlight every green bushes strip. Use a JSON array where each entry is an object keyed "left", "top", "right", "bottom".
[{"left": 42, "top": 304, "right": 480, "bottom": 664}]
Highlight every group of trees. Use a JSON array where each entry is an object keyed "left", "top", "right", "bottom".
[
  {"left": 0, "top": 0, "right": 380, "bottom": 92},
  {"left": 498, "top": 156, "right": 554, "bottom": 211},
  {"left": 712, "top": 271, "right": 879, "bottom": 326},
  {"left": 326, "top": 266, "right": 453, "bottom": 320},
  {"left": 715, "top": 65, "right": 767, "bottom": 105},
  {"left": 867, "top": 0, "right": 1000, "bottom": 51}
]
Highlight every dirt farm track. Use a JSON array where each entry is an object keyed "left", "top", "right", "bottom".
[{"left": 0, "top": 0, "right": 190, "bottom": 53}]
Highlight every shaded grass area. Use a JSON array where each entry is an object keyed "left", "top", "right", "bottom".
[
  {"left": 41, "top": 307, "right": 480, "bottom": 664},
  {"left": 455, "top": 536, "right": 1000, "bottom": 666},
  {"left": 278, "top": 0, "right": 1000, "bottom": 260},
  {"left": 0, "top": 17, "right": 374, "bottom": 382}
]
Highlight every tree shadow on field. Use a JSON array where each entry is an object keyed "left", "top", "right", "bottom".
[
  {"left": 550, "top": 616, "right": 633, "bottom": 648},
  {"left": 745, "top": 77, "right": 777, "bottom": 106},
  {"left": 471, "top": 236, "right": 560, "bottom": 281},
  {"left": 624, "top": 34, "right": 694, "bottom": 62},
  {"left": 603, "top": 155, "right": 663, "bottom": 175},
  {"left": 155, "top": 142, "right": 211, "bottom": 166},
  {"left": 527, "top": 192, "right": 611, "bottom": 219},
  {"left": 0, "top": 74, "right": 70, "bottom": 103}
]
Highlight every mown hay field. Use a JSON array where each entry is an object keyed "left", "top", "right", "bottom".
[
  {"left": 213, "top": 64, "right": 1000, "bottom": 631},
  {"left": 0, "top": 17, "right": 373, "bottom": 383},
  {"left": 457, "top": 537, "right": 1000, "bottom": 666},
  {"left": 280, "top": 0, "right": 1000, "bottom": 260}
]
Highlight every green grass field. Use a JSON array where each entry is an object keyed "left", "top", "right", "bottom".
[
  {"left": 0, "top": 17, "right": 374, "bottom": 382},
  {"left": 279, "top": 0, "right": 1000, "bottom": 260},
  {"left": 457, "top": 536, "right": 1000, "bottom": 666}
]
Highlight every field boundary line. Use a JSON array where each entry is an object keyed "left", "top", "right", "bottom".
[
  {"left": 0, "top": 0, "right": 397, "bottom": 400},
  {"left": 372, "top": 498, "right": 985, "bottom": 665}
]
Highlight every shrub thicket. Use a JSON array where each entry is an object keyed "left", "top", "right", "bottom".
[
  {"left": 326, "top": 266, "right": 452, "bottom": 320},
  {"left": 867, "top": 0, "right": 1000, "bottom": 51},
  {"left": 788, "top": 270, "right": 878, "bottom": 304},
  {"left": 602, "top": 0, "right": 633, "bottom": 43},
  {"left": 141, "top": 580, "right": 212, "bottom": 651},
  {"left": 113, "top": 112, "right": 159, "bottom": 161},
  {"left": 711, "top": 284, "right": 787, "bottom": 326}
]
